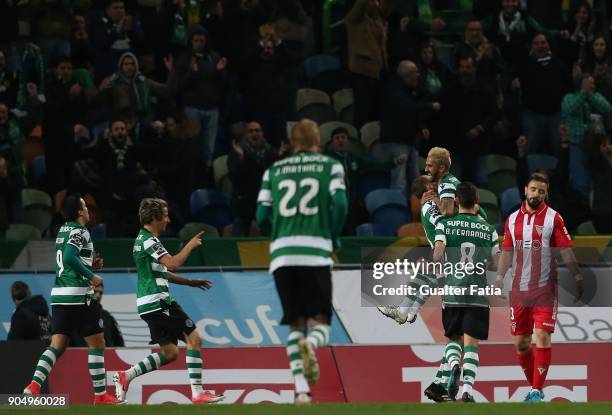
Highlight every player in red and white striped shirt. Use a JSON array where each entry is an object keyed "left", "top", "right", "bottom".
[{"left": 496, "top": 173, "right": 584, "bottom": 402}]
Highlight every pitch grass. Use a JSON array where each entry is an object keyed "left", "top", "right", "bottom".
[{"left": 11, "top": 403, "right": 612, "bottom": 415}]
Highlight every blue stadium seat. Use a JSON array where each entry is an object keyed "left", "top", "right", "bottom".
[
  {"left": 311, "top": 70, "right": 350, "bottom": 94},
  {"left": 371, "top": 205, "right": 411, "bottom": 233},
  {"left": 190, "top": 189, "right": 228, "bottom": 215},
  {"left": 91, "top": 121, "right": 109, "bottom": 139},
  {"left": 527, "top": 154, "right": 558, "bottom": 174},
  {"left": 189, "top": 189, "right": 233, "bottom": 231},
  {"left": 355, "top": 223, "right": 394, "bottom": 236},
  {"left": 364, "top": 189, "right": 407, "bottom": 214},
  {"left": 303, "top": 55, "right": 341, "bottom": 81},
  {"left": 500, "top": 187, "right": 522, "bottom": 219},
  {"left": 90, "top": 223, "right": 107, "bottom": 238},
  {"left": 357, "top": 173, "right": 390, "bottom": 200},
  {"left": 30, "top": 155, "right": 46, "bottom": 182},
  {"left": 364, "top": 189, "right": 411, "bottom": 233}
]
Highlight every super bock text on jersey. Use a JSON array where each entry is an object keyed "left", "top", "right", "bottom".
[{"left": 435, "top": 214, "right": 500, "bottom": 307}]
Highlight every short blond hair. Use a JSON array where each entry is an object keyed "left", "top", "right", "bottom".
[
  {"left": 291, "top": 119, "right": 320, "bottom": 151},
  {"left": 428, "top": 147, "right": 451, "bottom": 170},
  {"left": 138, "top": 198, "right": 168, "bottom": 226}
]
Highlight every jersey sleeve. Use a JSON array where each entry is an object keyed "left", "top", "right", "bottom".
[
  {"left": 502, "top": 216, "right": 514, "bottom": 249},
  {"left": 143, "top": 237, "right": 169, "bottom": 260},
  {"left": 490, "top": 229, "right": 501, "bottom": 257},
  {"left": 257, "top": 169, "right": 272, "bottom": 207},
  {"left": 329, "top": 162, "right": 347, "bottom": 196},
  {"left": 434, "top": 222, "right": 447, "bottom": 245},
  {"left": 438, "top": 180, "right": 456, "bottom": 200},
  {"left": 67, "top": 228, "right": 86, "bottom": 250},
  {"left": 551, "top": 212, "right": 573, "bottom": 248},
  {"left": 426, "top": 203, "right": 443, "bottom": 227}
]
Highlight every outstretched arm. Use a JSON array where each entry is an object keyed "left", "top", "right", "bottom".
[
  {"left": 159, "top": 232, "right": 203, "bottom": 271},
  {"left": 167, "top": 271, "right": 212, "bottom": 289}
]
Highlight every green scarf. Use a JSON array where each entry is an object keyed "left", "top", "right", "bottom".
[
  {"left": 108, "top": 137, "right": 132, "bottom": 170},
  {"left": 242, "top": 139, "right": 272, "bottom": 165}
]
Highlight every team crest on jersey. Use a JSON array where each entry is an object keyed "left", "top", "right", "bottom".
[
  {"left": 69, "top": 232, "right": 85, "bottom": 246},
  {"left": 185, "top": 319, "right": 194, "bottom": 328},
  {"left": 535, "top": 225, "right": 544, "bottom": 236},
  {"left": 153, "top": 242, "right": 166, "bottom": 256}
]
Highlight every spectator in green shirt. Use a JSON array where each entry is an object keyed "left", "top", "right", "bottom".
[{"left": 561, "top": 73, "right": 612, "bottom": 200}]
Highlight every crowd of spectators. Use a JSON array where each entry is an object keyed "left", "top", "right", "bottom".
[{"left": 0, "top": 0, "right": 611, "bottom": 238}]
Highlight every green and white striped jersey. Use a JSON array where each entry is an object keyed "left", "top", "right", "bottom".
[
  {"left": 421, "top": 200, "right": 443, "bottom": 247},
  {"left": 438, "top": 173, "right": 460, "bottom": 200},
  {"left": 133, "top": 228, "right": 175, "bottom": 315},
  {"left": 257, "top": 151, "right": 346, "bottom": 273},
  {"left": 51, "top": 222, "right": 95, "bottom": 305},
  {"left": 435, "top": 213, "right": 499, "bottom": 307}
]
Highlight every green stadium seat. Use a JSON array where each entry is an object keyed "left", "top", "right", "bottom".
[
  {"left": 295, "top": 88, "right": 330, "bottom": 113},
  {"left": 485, "top": 154, "right": 517, "bottom": 172},
  {"left": 477, "top": 188, "right": 498, "bottom": 206},
  {"left": 21, "top": 189, "right": 53, "bottom": 233},
  {"left": 21, "top": 188, "right": 52, "bottom": 208},
  {"left": 475, "top": 154, "right": 517, "bottom": 184},
  {"left": 332, "top": 88, "right": 354, "bottom": 116},
  {"left": 487, "top": 170, "right": 517, "bottom": 196},
  {"left": 477, "top": 188, "right": 500, "bottom": 224},
  {"left": 213, "top": 155, "right": 228, "bottom": 186},
  {"left": 576, "top": 221, "right": 596, "bottom": 235},
  {"left": 339, "top": 105, "right": 354, "bottom": 124},
  {"left": 296, "top": 103, "right": 338, "bottom": 125},
  {"left": 360, "top": 121, "right": 380, "bottom": 150},
  {"left": 6, "top": 224, "right": 42, "bottom": 241}
]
